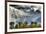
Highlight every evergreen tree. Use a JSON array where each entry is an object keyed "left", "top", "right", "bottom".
[
  {"left": 15, "top": 24, "right": 18, "bottom": 28},
  {"left": 10, "top": 22, "right": 14, "bottom": 29}
]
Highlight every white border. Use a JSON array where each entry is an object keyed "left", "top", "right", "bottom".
[{"left": 7, "top": 2, "right": 43, "bottom": 32}]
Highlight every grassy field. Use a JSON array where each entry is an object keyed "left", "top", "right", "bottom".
[{"left": 10, "top": 21, "right": 41, "bottom": 29}]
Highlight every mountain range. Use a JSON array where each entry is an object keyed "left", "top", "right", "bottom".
[{"left": 9, "top": 5, "right": 41, "bottom": 24}]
